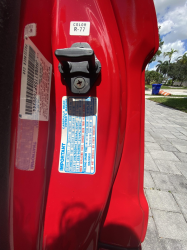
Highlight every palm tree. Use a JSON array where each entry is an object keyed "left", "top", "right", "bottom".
[
  {"left": 176, "top": 53, "right": 187, "bottom": 85},
  {"left": 156, "top": 60, "right": 164, "bottom": 83},
  {"left": 156, "top": 60, "right": 169, "bottom": 83},
  {"left": 164, "top": 48, "right": 178, "bottom": 84},
  {"left": 164, "top": 48, "right": 178, "bottom": 63},
  {"left": 178, "top": 53, "right": 187, "bottom": 64},
  {"left": 156, "top": 60, "right": 163, "bottom": 73}
]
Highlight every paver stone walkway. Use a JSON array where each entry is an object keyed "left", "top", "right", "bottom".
[{"left": 142, "top": 100, "right": 187, "bottom": 250}]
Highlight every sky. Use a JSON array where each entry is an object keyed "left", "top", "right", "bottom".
[{"left": 149, "top": 0, "right": 187, "bottom": 70}]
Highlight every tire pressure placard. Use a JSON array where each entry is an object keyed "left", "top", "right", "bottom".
[{"left": 59, "top": 96, "right": 98, "bottom": 174}]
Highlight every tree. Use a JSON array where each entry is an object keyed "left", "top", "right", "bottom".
[
  {"left": 149, "top": 26, "right": 164, "bottom": 64},
  {"left": 162, "top": 53, "right": 187, "bottom": 85},
  {"left": 156, "top": 60, "right": 163, "bottom": 73},
  {"left": 145, "top": 70, "right": 163, "bottom": 85},
  {"left": 156, "top": 60, "right": 169, "bottom": 83},
  {"left": 163, "top": 48, "right": 178, "bottom": 84},
  {"left": 156, "top": 60, "right": 168, "bottom": 75},
  {"left": 178, "top": 52, "right": 187, "bottom": 64},
  {"left": 167, "top": 63, "right": 180, "bottom": 83},
  {"left": 164, "top": 48, "right": 178, "bottom": 63},
  {"left": 176, "top": 53, "right": 187, "bottom": 85},
  {"left": 155, "top": 60, "right": 166, "bottom": 83}
]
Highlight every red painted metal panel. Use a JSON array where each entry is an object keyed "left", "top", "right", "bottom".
[
  {"left": 42, "top": 0, "right": 126, "bottom": 249},
  {"left": 9, "top": 1, "right": 54, "bottom": 249},
  {"left": 8, "top": 0, "right": 158, "bottom": 249},
  {"left": 99, "top": 0, "right": 159, "bottom": 248}
]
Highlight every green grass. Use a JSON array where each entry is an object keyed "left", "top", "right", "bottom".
[
  {"left": 145, "top": 85, "right": 187, "bottom": 90},
  {"left": 148, "top": 97, "right": 187, "bottom": 113},
  {"left": 145, "top": 94, "right": 187, "bottom": 97}
]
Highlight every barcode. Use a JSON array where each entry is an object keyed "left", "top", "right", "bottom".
[{"left": 25, "top": 46, "right": 38, "bottom": 115}]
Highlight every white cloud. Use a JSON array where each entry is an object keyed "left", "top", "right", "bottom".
[
  {"left": 158, "top": 20, "right": 174, "bottom": 35},
  {"left": 154, "top": 0, "right": 187, "bottom": 43},
  {"left": 152, "top": 0, "right": 187, "bottom": 64},
  {"left": 153, "top": 0, "right": 186, "bottom": 17},
  {"left": 160, "top": 3, "right": 187, "bottom": 43},
  {"left": 156, "top": 40, "right": 187, "bottom": 62},
  {"left": 149, "top": 41, "right": 187, "bottom": 70},
  {"left": 148, "top": 1, "right": 187, "bottom": 70}
]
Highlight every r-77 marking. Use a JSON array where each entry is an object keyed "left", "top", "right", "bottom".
[{"left": 80, "top": 27, "right": 85, "bottom": 32}]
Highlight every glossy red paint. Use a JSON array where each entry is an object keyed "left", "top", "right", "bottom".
[
  {"left": 8, "top": 0, "right": 158, "bottom": 249},
  {"left": 42, "top": 0, "right": 126, "bottom": 249},
  {"left": 99, "top": 0, "right": 159, "bottom": 248},
  {"left": 9, "top": 1, "right": 54, "bottom": 249}
]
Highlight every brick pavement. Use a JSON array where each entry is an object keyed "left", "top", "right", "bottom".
[{"left": 142, "top": 100, "right": 187, "bottom": 250}]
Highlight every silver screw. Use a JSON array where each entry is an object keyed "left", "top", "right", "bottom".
[{"left": 74, "top": 77, "right": 85, "bottom": 89}]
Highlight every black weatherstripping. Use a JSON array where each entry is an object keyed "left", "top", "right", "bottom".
[{"left": 55, "top": 42, "right": 101, "bottom": 94}]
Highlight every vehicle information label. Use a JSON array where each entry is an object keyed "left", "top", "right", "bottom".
[
  {"left": 16, "top": 119, "right": 39, "bottom": 171},
  {"left": 24, "top": 23, "right": 37, "bottom": 38},
  {"left": 59, "top": 96, "right": 98, "bottom": 174},
  {"left": 19, "top": 38, "right": 52, "bottom": 121},
  {"left": 70, "top": 22, "right": 90, "bottom": 36}
]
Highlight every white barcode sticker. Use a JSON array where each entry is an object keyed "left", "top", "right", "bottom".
[
  {"left": 70, "top": 22, "right": 90, "bottom": 36},
  {"left": 19, "top": 38, "right": 52, "bottom": 121},
  {"left": 24, "top": 23, "right": 37, "bottom": 38}
]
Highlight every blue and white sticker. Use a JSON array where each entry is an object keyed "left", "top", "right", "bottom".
[{"left": 59, "top": 96, "right": 98, "bottom": 174}]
